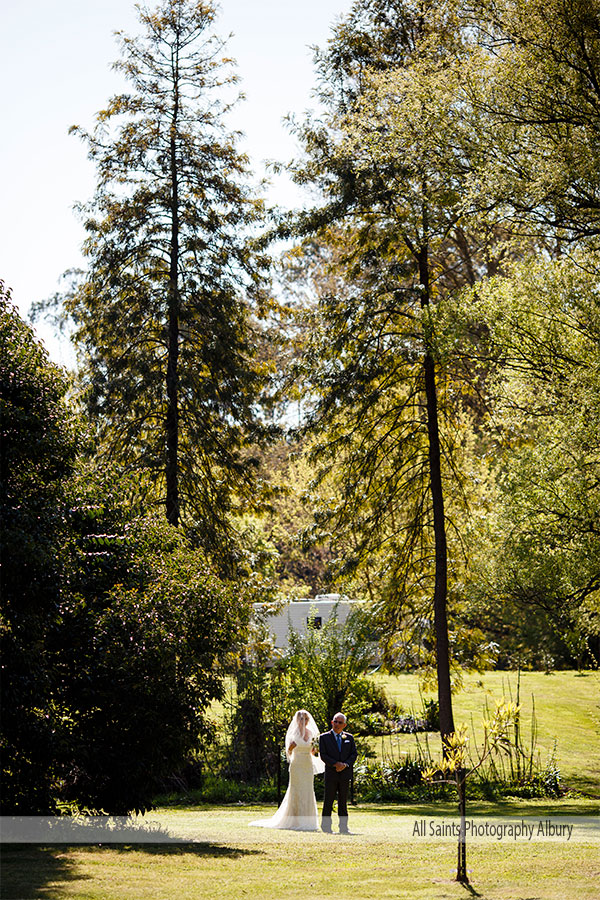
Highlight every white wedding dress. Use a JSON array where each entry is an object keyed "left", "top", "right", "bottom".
[{"left": 250, "top": 711, "right": 325, "bottom": 832}]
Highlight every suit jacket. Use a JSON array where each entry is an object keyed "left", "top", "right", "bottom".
[{"left": 319, "top": 730, "right": 357, "bottom": 770}]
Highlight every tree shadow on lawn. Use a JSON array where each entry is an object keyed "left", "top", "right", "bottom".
[
  {"left": 1, "top": 845, "right": 82, "bottom": 900},
  {"left": 459, "top": 890, "right": 542, "bottom": 900},
  {"left": 457, "top": 884, "right": 542, "bottom": 900},
  {"left": 109, "top": 842, "right": 263, "bottom": 857},
  {"left": 0, "top": 842, "right": 262, "bottom": 900},
  {"left": 563, "top": 774, "right": 600, "bottom": 798}
]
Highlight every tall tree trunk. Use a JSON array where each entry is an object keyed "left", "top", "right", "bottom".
[
  {"left": 166, "top": 56, "right": 180, "bottom": 526},
  {"left": 419, "top": 245, "right": 455, "bottom": 742}
]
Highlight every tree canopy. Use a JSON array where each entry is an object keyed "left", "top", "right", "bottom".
[
  {"left": 1, "top": 293, "right": 254, "bottom": 814},
  {"left": 5, "top": 0, "right": 600, "bottom": 819},
  {"left": 65, "top": 0, "right": 271, "bottom": 550}
]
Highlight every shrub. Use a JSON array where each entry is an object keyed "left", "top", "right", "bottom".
[
  {"left": 1, "top": 291, "right": 81, "bottom": 813},
  {"left": 0, "top": 305, "right": 254, "bottom": 815},
  {"left": 223, "top": 604, "right": 382, "bottom": 782},
  {"left": 53, "top": 510, "right": 253, "bottom": 814},
  {"left": 353, "top": 756, "right": 431, "bottom": 801}
]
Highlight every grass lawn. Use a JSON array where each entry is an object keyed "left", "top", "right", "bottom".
[
  {"left": 371, "top": 670, "right": 600, "bottom": 796},
  {"left": 2, "top": 672, "right": 598, "bottom": 898},
  {"left": 2, "top": 801, "right": 599, "bottom": 900}
]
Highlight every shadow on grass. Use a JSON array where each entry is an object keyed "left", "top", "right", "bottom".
[
  {"left": 0, "top": 842, "right": 262, "bottom": 900},
  {"left": 459, "top": 882, "right": 483, "bottom": 898},
  {"left": 105, "top": 842, "right": 263, "bottom": 857},
  {"left": 459, "top": 881, "right": 545, "bottom": 900},
  {"left": 1, "top": 845, "right": 83, "bottom": 900},
  {"left": 564, "top": 774, "right": 600, "bottom": 798}
]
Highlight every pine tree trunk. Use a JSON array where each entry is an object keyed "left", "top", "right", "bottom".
[
  {"left": 419, "top": 246, "right": 455, "bottom": 741},
  {"left": 166, "top": 61, "right": 180, "bottom": 526}
]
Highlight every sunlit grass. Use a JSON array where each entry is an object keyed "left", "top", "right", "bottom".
[
  {"left": 2, "top": 802, "right": 598, "bottom": 900},
  {"left": 3, "top": 671, "right": 598, "bottom": 899},
  {"left": 370, "top": 670, "right": 600, "bottom": 795}
]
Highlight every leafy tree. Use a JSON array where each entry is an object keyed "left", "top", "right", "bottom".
[
  {"left": 285, "top": 0, "right": 496, "bottom": 740},
  {"left": 283, "top": 606, "right": 379, "bottom": 726},
  {"left": 1, "top": 283, "right": 81, "bottom": 813},
  {"left": 442, "top": 0, "right": 600, "bottom": 664},
  {"left": 1, "top": 291, "right": 254, "bottom": 814},
  {"left": 66, "top": 0, "right": 270, "bottom": 542},
  {"left": 285, "top": 0, "right": 600, "bottom": 708},
  {"left": 442, "top": 252, "right": 600, "bottom": 667},
  {"left": 245, "top": 439, "right": 335, "bottom": 597},
  {"left": 462, "top": 0, "right": 600, "bottom": 246}
]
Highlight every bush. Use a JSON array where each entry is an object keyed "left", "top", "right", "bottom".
[
  {"left": 52, "top": 508, "right": 253, "bottom": 815},
  {"left": 352, "top": 696, "right": 440, "bottom": 736},
  {"left": 0, "top": 301, "right": 255, "bottom": 815},
  {"left": 354, "top": 756, "right": 437, "bottom": 801},
  {"left": 222, "top": 605, "right": 382, "bottom": 783},
  {"left": 1, "top": 290, "right": 81, "bottom": 813},
  {"left": 463, "top": 692, "right": 562, "bottom": 801},
  {"left": 354, "top": 712, "right": 390, "bottom": 736},
  {"left": 347, "top": 677, "right": 390, "bottom": 716},
  {"left": 468, "top": 752, "right": 562, "bottom": 800}
]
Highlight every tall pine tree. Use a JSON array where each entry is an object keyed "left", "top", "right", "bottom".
[{"left": 68, "top": 0, "right": 269, "bottom": 546}]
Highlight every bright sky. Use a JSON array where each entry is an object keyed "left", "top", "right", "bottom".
[{"left": 1, "top": 0, "right": 353, "bottom": 366}]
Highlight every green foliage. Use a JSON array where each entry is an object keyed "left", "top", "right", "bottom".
[
  {"left": 252, "top": 440, "right": 335, "bottom": 597},
  {"left": 157, "top": 772, "right": 282, "bottom": 806},
  {"left": 1, "top": 294, "right": 254, "bottom": 814},
  {"left": 352, "top": 694, "right": 440, "bottom": 735},
  {"left": 354, "top": 755, "right": 427, "bottom": 801},
  {"left": 285, "top": 0, "right": 600, "bottom": 673},
  {"left": 227, "top": 438, "right": 337, "bottom": 600},
  {"left": 422, "top": 698, "right": 440, "bottom": 732},
  {"left": 62, "top": 0, "right": 271, "bottom": 543},
  {"left": 463, "top": 0, "right": 600, "bottom": 246},
  {"left": 285, "top": 0, "right": 559, "bottom": 743},
  {"left": 438, "top": 252, "right": 600, "bottom": 666},
  {"left": 281, "top": 606, "right": 377, "bottom": 725},
  {"left": 55, "top": 498, "right": 252, "bottom": 814},
  {"left": 0, "top": 285, "right": 80, "bottom": 603},
  {"left": 221, "top": 605, "right": 383, "bottom": 785},
  {"left": 286, "top": 1, "right": 474, "bottom": 604},
  {"left": 418, "top": 693, "right": 563, "bottom": 803},
  {"left": 1, "top": 285, "right": 82, "bottom": 813}
]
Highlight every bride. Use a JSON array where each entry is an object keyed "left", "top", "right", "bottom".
[{"left": 250, "top": 709, "right": 325, "bottom": 831}]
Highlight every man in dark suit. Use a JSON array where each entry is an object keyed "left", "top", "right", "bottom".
[{"left": 319, "top": 712, "right": 357, "bottom": 833}]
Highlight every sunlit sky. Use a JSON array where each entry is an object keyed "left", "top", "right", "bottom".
[{"left": 1, "top": 0, "right": 354, "bottom": 366}]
